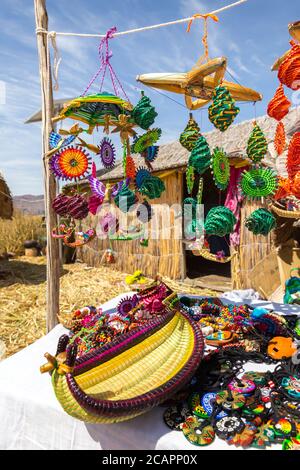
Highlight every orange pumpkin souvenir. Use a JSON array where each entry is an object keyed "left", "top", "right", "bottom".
[{"left": 267, "top": 336, "right": 297, "bottom": 360}]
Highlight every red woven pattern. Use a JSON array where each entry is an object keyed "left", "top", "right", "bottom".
[
  {"left": 278, "top": 42, "right": 300, "bottom": 90},
  {"left": 292, "top": 171, "right": 300, "bottom": 199},
  {"left": 267, "top": 84, "right": 291, "bottom": 121},
  {"left": 126, "top": 155, "right": 136, "bottom": 179},
  {"left": 274, "top": 176, "right": 291, "bottom": 200},
  {"left": 274, "top": 122, "right": 286, "bottom": 156},
  {"left": 287, "top": 132, "right": 300, "bottom": 178}
]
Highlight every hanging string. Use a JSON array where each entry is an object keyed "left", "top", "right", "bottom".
[
  {"left": 187, "top": 13, "right": 219, "bottom": 63},
  {"left": 81, "top": 27, "right": 130, "bottom": 101},
  {"left": 48, "top": 32, "right": 61, "bottom": 91}
]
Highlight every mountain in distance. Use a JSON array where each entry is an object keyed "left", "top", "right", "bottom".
[{"left": 13, "top": 194, "right": 45, "bottom": 215}]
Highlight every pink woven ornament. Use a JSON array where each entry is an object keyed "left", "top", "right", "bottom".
[
  {"left": 89, "top": 195, "right": 103, "bottom": 215},
  {"left": 52, "top": 194, "right": 70, "bottom": 216},
  {"left": 68, "top": 195, "right": 89, "bottom": 220}
]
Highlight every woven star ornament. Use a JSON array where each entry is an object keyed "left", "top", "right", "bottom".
[
  {"left": 179, "top": 116, "right": 201, "bottom": 151},
  {"left": 188, "top": 135, "right": 211, "bottom": 175},
  {"left": 247, "top": 123, "right": 268, "bottom": 164},
  {"left": 208, "top": 86, "right": 240, "bottom": 132}
]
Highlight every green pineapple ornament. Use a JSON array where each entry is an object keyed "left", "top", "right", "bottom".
[
  {"left": 208, "top": 85, "right": 240, "bottom": 132},
  {"left": 247, "top": 123, "right": 268, "bottom": 164},
  {"left": 188, "top": 135, "right": 211, "bottom": 175},
  {"left": 180, "top": 114, "right": 201, "bottom": 151},
  {"left": 132, "top": 92, "right": 158, "bottom": 130}
]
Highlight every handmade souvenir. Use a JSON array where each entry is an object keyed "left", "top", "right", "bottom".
[
  {"left": 98, "top": 138, "right": 116, "bottom": 169},
  {"left": 88, "top": 194, "right": 103, "bottom": 215},
  {"left": 179, "top": 115, "right": 201, "bottom": 151},
  {"left": 274, "top": 121, "right": 286, "bottom": 156},
  {"left": 132, "top": 93, "right": 157, "bottom": 130},
  {"left": 48, "top": 131, "right": 76, "bottom": 157},
  {"left": 117, "top": 295, "right": 139, "bottom": 316},
  {"left": 186, "top": 166, "right": 195, "bottom": 195},
  {"left": 204, "top": 206, "right": 236, "bottom": 237},
  {"left": 278, "top": 41, "right": 300, "bottom": 90},
  {"left": 163, "top": 404, "right": 191, "bottom": 431},
  {"left": 282, "top": 434, "right": 300, "bottom": 450},
  {"left": 139, "top": 175, "right": 165, "bottom": 200},
  {"left": 51, "top": 223, "right": 74, "bottom": 240},
  {"left": 247, "top": 124, "right": 268, "bottom": 164},
  {"left": 52, "top": 194, "right": 70, "bottom": 216},
  {"left": 227, "top": 422, "right": 257, "bottom": 448},
  {"left": 267, "top": 84, "right": 291, "bottom": 122},
  {"left": 210, "top": 147, "right": 230, "bottom": 190},
  {"left": 245, "top": 208, "right": 276, "bottom": 236},
  {"left": 67, "top": 195, "right": 89, "bottom": 220},
  {"left": 208, "top": 85, "right": 240, "bottom": 132},
  {"left": 49, "top": 153, "right": 66, "bottom": 180},
  {"left": 131, "top": 129, "right": 162, "bottom": 154},
  {"left": 214, "top": 416, "right": 245, "bottom": 439},
  {"left": 56, "top": 146, "right": 91, "bottom": 181},
  {"left": 239, "top": 168, "right": 278, "bottom": 199},
  {"left": 228, "top": 378, "right": 256, "bottom": 395},
  {"left": 216, "top": 390, "right": 246, "bottom": 411},
  {"left": 135, "top": 167, "right": 151, "bottom": 190},
  {"left": 287, "top": 132, "right": 300, "bottom": 179},
  {"left": 182, "top": 416, "right": 215, "bottom": 446},
  {"left": 125, "top": 155, "right": 136, "bottom": 179},
  {"left": 188, "top": 136, "right": 211, "bottom": 175},
  {"left": 64, "top": 229, "right": 96, "bottom": 248}
]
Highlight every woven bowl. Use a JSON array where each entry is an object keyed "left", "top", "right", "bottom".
[{"left": 46, "top": 307, "right": 204, "bottom": 423}]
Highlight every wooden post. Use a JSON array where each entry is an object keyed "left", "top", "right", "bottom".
[{"left": 34, "top": 0, "right": 60, "bottom": 331}]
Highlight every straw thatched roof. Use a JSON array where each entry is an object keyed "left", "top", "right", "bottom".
[
  {"left": 0, "top": 171, "right": 13, "bottom": 219},
  {"left": 100, "top": 107, "right": 300, "bottom": 181}
]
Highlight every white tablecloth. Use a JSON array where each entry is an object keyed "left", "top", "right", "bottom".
[{"left": 0, "top": 293, "right": 299, "bottom": 450}]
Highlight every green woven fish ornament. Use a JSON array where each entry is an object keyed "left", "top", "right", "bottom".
[
  {"left": 239, "top": 168, "right": 278, "bottom": 199},
  {"left": 247, "top": 124, "right": 268, "bottom": 163},
  {"left": 189, "top": 136, "right": 211, "bottom": 175},
  {"left": 179, "top": 116, "right": 201, "bottom": 151},
  {"left": 114, "top": 185, "right": 137, "bottom": 213},
  {"left": 208, "top": 86, "right": 240, "bottom": 132},
  {"left": 245, "top": 208, "right": 276, "bottom": 236},
  {"left": 211, "top": 147, "right": 230, "bottom": 191},
  {"left": 186, "top": 166, "right": 195, "bottom": 195},
  {"left": 132, "top": 94, "right": 158, "bottom": 130},
  {"left": 139, "top": 175, "right": 165, "bottom": 200},
  {"left": 204, "top": 206, "right": 236, "bottom": 237}
]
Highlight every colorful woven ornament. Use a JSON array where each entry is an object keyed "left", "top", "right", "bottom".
[
  {"left": 131, "top": 129, "right": 162, "bottom": 154},
  {"left": 287, "top": 132, "right": 300, "bottom": 178},
  {"left": 114, "top": 185, "right": 137, "bottom": 213},
  {"left": 186, "top": 166, "right": 195, "bottom": 195},
  {"left": 245, "top": 209, "right": 276, "bottom": 236},
  {"left": 98, "top": 138, "right": 116, "bottom": 169},
  {"left": 239, "top": 168, "right": 278, "bottom": 199},
  {"left": 68, "top": 195, "right": 89, "bottom": 220},
  {"left": 132, "top": 93, "right": 158, "bottom": 130},
  {"left": 136, "top": 200, "right": 153, "bottom": 223},
  {"left": 267, "top": 84, "right": 291, "bottom": 122},
  {"left": 210, "top": 147, "right": 230, "bottom": 191},
  {"left": 57, "top": 146, "right": 91, "bottom": 181},
  {"left": 189, "top": 136, "right": 211, "bottom": 175},
  {"left": 204, "top": 206, "right": 236, "bottom": 237},
  {"left": 88, "top": 194, "right": 103, "bottom": 215},
  {"left": 49, "top": 154, "right": 66, "bottom": 180},
  {"left": 179, "top": 116, "right": 201, "bottom": 151},
  {"left": 139, "top": 175, "right": 165, "bottom": 200},
  {"left": 208, "top": 86, "right": 240, "bottom": 132},
  {"left": 247, "top": 124, "right": 268, "bottom": 164},
  {"left": 117, "top": 295, "right": 139, "bottom": 316},
  {"left": 142, "top": 146, "right": 159, "bottom": 163},
  {"left": 274, "top": 176, "right": 291, "bottom": 200},
  {"left": 292, "top": 171, "right": 300, "bottom": 199},
  {"left": 135, "top": 167, "right": 151, "bottom": 190},
  {"left": 52, "top": 194, "right": 70, "bottom": 216},
  {"left": 125, "top": 156, "right": 136, "bottom": 179},
  {"left": 274, "top": 122, "right": 286, "bottom": 156},
  {"left": 49, "top": 131, "right": 76, "bottom": 150},
  {"left": 278, "top": 41, "right": 300, "bottom": 90}
]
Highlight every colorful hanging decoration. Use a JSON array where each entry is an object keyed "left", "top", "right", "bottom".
[
  {"left": 139, "top": 175, "right": 166, "bottom": 200},
  {"left": 186, "top": 166, "right": 195, "bottom": 195},
  {"left": 210, "top": 147, "right": 230, "bottom": 191},
  {"left": 274, "top": 176, "right": 291, "bottom": 200},
  {"left": 142, "top": 146, "right": 159, "bottom": 167},
  {"left": 239, "top": 168, "right": 278, "bottom": 199},
  {"left": 245, "top": 208, "right": 276, "bottom": 236},
  {"left": 179, "top": 115, "right": 201, "bottom": 151},
  {"left": 292, "top": 171, "right": 300, "bottom": 199},
  {"left": 88, "top": 194, "right": 103, "bottom": 215},
  {"left": 48, "top": 131, "right": 76, "bottom": 156},
  {"left": 189, "top": 136, "right": 211, "bottom": 175},
  {"left": 225, "top": 167, "right": 244, "bottom": 247},
  {"left": 287, "top": 132, "right": 300, "bottom": 179},
  {"left": 49, "top": 154, "right": 68, "bottom": 180},
  {"left": 204, "top": 206, "right": 236, "bottom": 237},
  {"left": 278, "top": 41, "right": 300, "bottom": 90},
  {"left": 135, "top": 167, "right": 151, "bottom": 190},
  {"left": 125, "top": 155, "right": 136, "bottom": 179},
  {"left": 117, "top": 295, "right": 139, "bottom": 316},
  {"left": 274, "top": 121, "right": 286, "bottom": 156},
  {"left": 52, "top": 194, "right": 70, "bottom": 217},
  {"left": 247, "top": 124, "right": 268, "bottom": 164},
  {"left": 98, "top": 138, "right": 116, "bottom": 169},
  {"left": 88, "top": 176, "right": 127, "bottom": 201},
  {"left": 64, "top": 229, "right": 96, "bottom": 248},
  {"left": 131, "top": 129, "right": 162, "bottom": 154},
  {"left": 132, "top": 93, "right": 158, "bottom": 130},
  {"left": 267, "top": 84, "right": 290, "bottom": 156},
  {"left": 208, "top": 86, "right": 240, "bottom": 132},
  {"left": 56, "top": 146, "right": 91, "bottom": 181},
  {"left": 67, "top": 195, "right": 89, "bottom": 220},
  {"left": 114, "top": 185, "right": 137, "bottom": 213}
]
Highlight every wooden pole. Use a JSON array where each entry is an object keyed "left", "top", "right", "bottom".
[{"left": 34, "top": 0, "right": 60, "bottom": 331}]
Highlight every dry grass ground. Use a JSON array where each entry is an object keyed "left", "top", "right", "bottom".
[{"left": 0, "top": 256, "right": 217, "bottom": 358}]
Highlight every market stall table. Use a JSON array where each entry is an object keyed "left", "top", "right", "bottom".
[{"left": 0, "top": 293, "right": 299, "bottom": 450}]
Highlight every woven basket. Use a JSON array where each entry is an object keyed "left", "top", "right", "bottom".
[
  {"left": 270, "top": 203, "right": 300, "bottom": 220},
  {"left": 44, "top": 303, "right": 204, "bottom": 423},
  {"left": 192, "top": 248, "right": 237, "bottom": 263}
]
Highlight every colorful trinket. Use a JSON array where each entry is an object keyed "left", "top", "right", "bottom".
[{"left": 182, "top": 416, "right": 215, "bottom": 446}]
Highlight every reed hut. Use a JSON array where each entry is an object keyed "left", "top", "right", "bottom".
[
  {"left": 0, "top": 171, "right": 13, "bottom": 219},
  {"left": 77, "top": 108, "right": 300, "bottom": 291}
]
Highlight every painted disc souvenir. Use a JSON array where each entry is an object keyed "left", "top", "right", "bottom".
[
  {"left": 201, "top": 392, "right": 227, "bottom": 420},
  {"left": 182, "top": 416, "right": 215, "bottom": 446},
  {"left": 57, "top": 146, "right": 91, "bottom": 181},
  {"left": 228, "top": 378, "right": 256, "bottom": 395},
  {"left": 189, "top": 392, "right": 209, "bottom": 419},
  {"left": 227, "top": 422, "right": 257, "bottom": 447},
  {"left": 282, "top": 434, "right": 300, "bottom": 450},
  {"left": 267, "top": 418, "right": 296, "bottom": 440},
  {"left": 210, "top": 147, "right": 230, "bottom": 191},
  {"left": 242, "top": 371, "right": 267, "bottom": 386},
  {"left": 216, "top": 390, "right": 246, "bottom": 411},
  {"left": 252, "top": 424, "right": 275, "bottom": 449},
  {"left": 214, "top": 416, "right": 245, "bottom": 440},
  {"left": 163, "top": 403, "right": 191, "bottom": 431},
  {"left": 281, "top": 376, "right": 300, "bottom": 400}
]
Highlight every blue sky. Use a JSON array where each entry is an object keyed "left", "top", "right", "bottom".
[{"left": 0, "top": 0, "right": 299, "bottom": 195}]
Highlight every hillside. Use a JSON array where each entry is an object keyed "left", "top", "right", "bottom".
[{"left": 13, "top": 195, "right": 44, "bottom": 215}]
